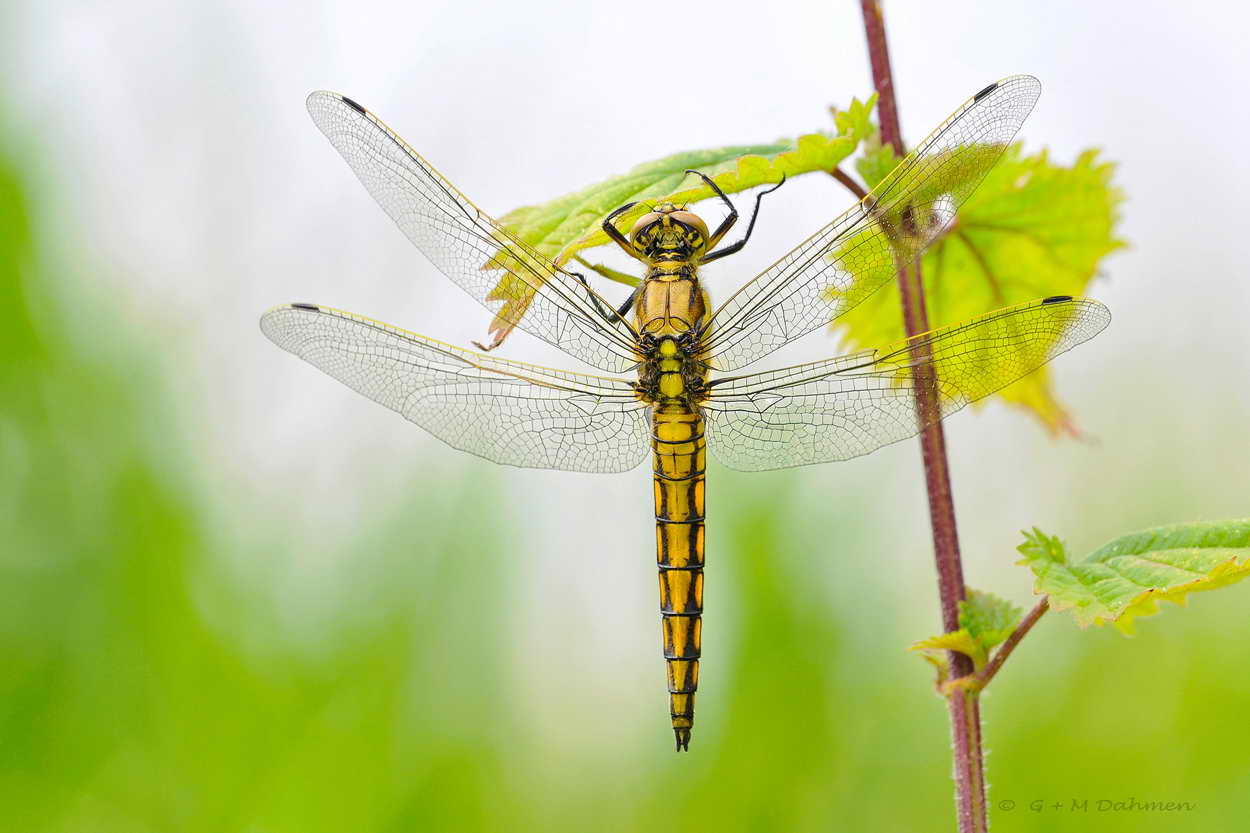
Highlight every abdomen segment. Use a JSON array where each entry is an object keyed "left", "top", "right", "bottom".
[{"left": 651, "top": 406, "right": 706, "bottom": 751}]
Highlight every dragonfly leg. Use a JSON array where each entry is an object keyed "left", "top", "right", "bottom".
[
  {"left": 602, "top": 201, "right": 647, "bottom": 261},
  {"left": 698, "top": 174, "right": 786, "bottom": 265},
  {"left": 615, "top": 285, "right": 640, "bottom": 320},
  {"left": 572, "top": 255, "right": 642, "bottom": 289},
  {"left": 571, "top": 271, "right": 638, "bottom": 326},
  {"left": 684, "top": 169, "right": 738, "bottom": 250}
]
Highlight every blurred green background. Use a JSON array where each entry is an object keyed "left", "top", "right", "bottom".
[{"left": 3, "top": 1, "right": 1248, "bottom": 831}]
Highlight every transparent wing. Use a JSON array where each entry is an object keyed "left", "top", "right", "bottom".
[
  {"left": 701, "top": 75, "right": 1043, "bottom": 371},
  {"left": 702, "top": 296, "right": 1109, "bottom": 471},
  {"left": 261, "top": 303, "right": 651, "bottom": 473},
  {"left": 306, "top": 91, "right": 639, "bottom": 373}
]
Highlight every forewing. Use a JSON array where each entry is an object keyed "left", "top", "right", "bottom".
[
  {"left": 261, "top": 303, "right": 651, "bottom": 473},
  {"left": 701, "top": 76, "right": 1043, "bottom": 371},
  {"left": 306, "top": 91, "right": 639, "bottom": 373},
  {"left": 703, "top": 297, "right": 1109, "bottom": 471}
]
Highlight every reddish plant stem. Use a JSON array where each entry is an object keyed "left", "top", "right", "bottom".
[
  {"left": 858, "top": 0, "right": 968, "bottom": 653},
  {"left": 830, "top": 166, "right": 869, "bottom": 201},
  {"left": 976, "top": 598, "right": 1049, "bottom": 689},
  {"left": 858, "top": 3, "right": 984, "bottom": 832}
]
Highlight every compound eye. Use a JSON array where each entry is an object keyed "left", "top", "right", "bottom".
[
  {"left": 630, "top": 212, "right": 663, "bottom": 242},
  {"left": 669, "top": 211, "right": 709, "bottom": 241}
]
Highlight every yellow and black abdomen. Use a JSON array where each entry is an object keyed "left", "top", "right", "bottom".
[{"left": 652, "top": 401, "right": 705, "bottom": 751}]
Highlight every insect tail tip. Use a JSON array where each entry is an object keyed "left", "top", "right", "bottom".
[{"left": 674, "top": 728, "right": 691, "bottom": 752}]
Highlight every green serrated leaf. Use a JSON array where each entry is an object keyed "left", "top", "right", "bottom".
[
  {"left": 478, "top": 96, "right": 877, "bottom": 346},
  {"left": 1018, "top": 520, "right": 1250, "bottom": 634},
  {"left": 1017, "top": 526, "right": 1069, "bottom": 563},
  {"left": 853, "top": 132, "right": 897, "bottom": 190},
  {"left": 834, "top": 144, "right": 1125, "bottom": 434},
  {"left": 480, "top": 141, "right": 796, "bottom": 345},
  {"left": 911, "top": 628, "right": 981, "bottom": 667},
  {"left": 546, "top": 99, "right": 875, "bottom": 264},
  {"left": 831, "top": 92, "right": 878, "bottom": 140},
  {"left": 912, "top": 588, "right": 1023, "bottom": 671},
  {"left": 498, "top": 142, "right": 792, "bottom": 265},
  {"left": 959, "top": 588, "right": 1023, "bottom": 654}
]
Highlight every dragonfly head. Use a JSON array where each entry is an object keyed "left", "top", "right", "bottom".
[{"left": 629, "top": 202, "right": 709, "bottom": 261}]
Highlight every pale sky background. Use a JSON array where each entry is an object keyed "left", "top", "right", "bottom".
[{"left": 4, "top": 1, "right": 1248, "bottom": 677}]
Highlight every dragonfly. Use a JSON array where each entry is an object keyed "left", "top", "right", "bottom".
[{"left": 261, "top": 75, "right": 1110, "bottom": 751}]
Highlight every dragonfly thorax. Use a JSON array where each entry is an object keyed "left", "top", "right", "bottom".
[
  {"left": 636, "top": 333, "right": 708, "bottom": 407},
  {"left": 630, "top": 203, "right": 709, "bottom": 262}
]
